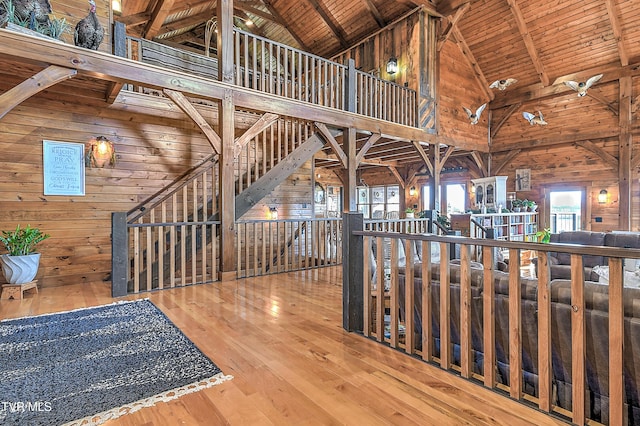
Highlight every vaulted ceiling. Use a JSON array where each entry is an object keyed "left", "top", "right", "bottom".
[{"left": 119, "top": 0, "right": 640, "bottom": 105}]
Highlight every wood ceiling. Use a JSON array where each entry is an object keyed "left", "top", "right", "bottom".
[
  {"left": 120, "top": 0, "right": 640, "bottom": 86},
  {"left": 117, "top": 0, "right": 640, "bottom": 171}
]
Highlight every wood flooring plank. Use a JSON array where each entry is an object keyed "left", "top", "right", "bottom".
[{"left": 0, "top": 268, "right": 566, "bottom": 426}]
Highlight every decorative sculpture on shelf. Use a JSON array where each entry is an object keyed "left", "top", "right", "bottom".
[{"left": 74, "top": 0, "right": 103, "bottom": 50}]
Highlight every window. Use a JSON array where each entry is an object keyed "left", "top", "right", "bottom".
[
  {"left": 446, "top": 183, "right": 466, "bottom": 214},
  {"left": 357, "top": 185, "right": 400, "bottom": 219}
]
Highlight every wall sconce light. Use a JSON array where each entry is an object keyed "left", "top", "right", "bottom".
[
  {"left": 598, "top": 189, "right": 608, "bottom": 204},
  {"left": 112, "top": 0, "right": 122, "bottom": 14},
  {"left": 409, "top": 186, "right": 417, "bottom": 197},
  {"left": 86, "top": 136, "right": 116, "bottom": 168},
  {"left": 269, "top": 207, "right": 278, "bottom": 220},
  {"left": 386, "top": 57, "right": 398, "bottom": 75}
]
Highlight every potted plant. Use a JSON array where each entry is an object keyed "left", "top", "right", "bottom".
[
  {"left": 405, "top": 207, "right": 415, "bottom": 218},
  {"left": 535, "top": 228, "right": 551, "bottom": 243},
  {"left": 511, "top": 199, "right": 523, "bottom": 212},
  {"left": 0, "top": 224, "right": 49, "bottom": 284}
]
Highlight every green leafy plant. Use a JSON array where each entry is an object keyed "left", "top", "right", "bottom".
[
  {"left": 436, "top": 214, "right": 451, "bottom": 230},
  {"left": 535, "top": 227, "right": 551, "bottom": 244},
  {"left": 0, "top": 224, "right": 50, "bottom": 256},
  {"left": 405, "top": 207, "right": 415, "bottom": 213}
]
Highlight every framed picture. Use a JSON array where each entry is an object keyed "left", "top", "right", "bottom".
[
  {"left": 43, "top": 140, "right": 85, "bottom": 196},
  {"left": 515, "top": 168, "right": 531, "bottom": 191}
]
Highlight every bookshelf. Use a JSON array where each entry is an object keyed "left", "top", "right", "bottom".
[{"left": 470, "top": 212, "right": 538, "bottom": 242}]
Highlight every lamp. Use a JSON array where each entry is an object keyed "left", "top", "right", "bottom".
[
  {"left": 409, "top": 186, "right": 416, "bottom": 197},
  {"left": 269, "top": 207, "right": 278, "bottom": 220},
  {"left": 111, "top": 0, "right": 122, "bottom": 14},
  {"left": 598, "top": 189, "right": 608, "bottom": 204},
  {"left": 86, "top": 136, "right": 116, "bottom": 168},
  {"left": 386, "top": 57, "right": 398, "bottom": 75}
]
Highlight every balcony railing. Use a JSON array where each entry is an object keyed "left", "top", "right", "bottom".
[
  {"left": 342, "top": 212, "right": 640, "bottom": 425},
  {"left": 118, "top": 28, "right": 417, "bottom": 128}
]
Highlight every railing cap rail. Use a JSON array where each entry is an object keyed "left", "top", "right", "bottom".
[{"left": 354, "top": 230, "right": 640, "bottom": 259}]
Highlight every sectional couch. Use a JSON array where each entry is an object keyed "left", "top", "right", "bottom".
[
  {"left": 541, "top": 230, "right": 640, "bottom": 281},
  {"left": 397, "top": 261, "right": 640, "bottom": 424}
]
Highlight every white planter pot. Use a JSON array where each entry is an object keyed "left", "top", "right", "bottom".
[{"left": 0, "top": 253, "right": 41, "bottom": 284}]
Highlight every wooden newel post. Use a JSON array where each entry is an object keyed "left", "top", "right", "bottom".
[
  {"left": 342, "top": 212, "right": 364, "bottom": 332},
  {"left": 111, "top": 212, "right": 128, "bottom": 297},
  {"left": 112, "top": 21, "right": 126, "bottom": 57}
]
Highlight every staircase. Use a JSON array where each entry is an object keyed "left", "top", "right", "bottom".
[{"left": 114, "top": 116, "right": 330, "bottom": 294}]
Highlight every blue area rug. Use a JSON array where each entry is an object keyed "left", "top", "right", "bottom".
[{"left": 0, "top": 299, "right": 232, "bottom": 425}]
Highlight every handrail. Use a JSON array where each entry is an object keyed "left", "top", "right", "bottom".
[{"left": 349, "top": 227, "right": 640, "bottom": 425}]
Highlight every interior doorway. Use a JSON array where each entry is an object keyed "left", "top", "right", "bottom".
[{"left": 549, "top": 190, "right": 583, "bottom": 232}]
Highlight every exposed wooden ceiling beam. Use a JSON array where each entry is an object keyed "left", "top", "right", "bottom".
[
  {"left": 116, "top": 12, "right": 151, "bottom": 27},
  {"left": 412, "top": 141, "right": 434, "bottom": 175},
  {"left": 491, "top": 61, "right": 640, "bottom": 109},
  {"left": 437, "top": 2, "right": 469, "bottom": 51},
  {"left": 492, "top": 149, "right": 521, "bottom": 175},
  {"left": 399, "top": 0, "right": 440, "bottom": 16},
  {"left": 163, "top": 88, "right": 221, "bottom": 153},
  {"left": 585, "top": 88, "right": 619, "bottom": 116},
  {"left": 505, "top": 0, "right": 548, "bottom": 87},
  {"left": 316, "top": 123, "right": 347, "bottom": 168},
  {"left": 360, "top": 0, "right": 386, "bottom": 28},
  {"left": 234, "top": 113, "right": 279, "bottom": 157},
  {"left": 144, "top": 0, "right": 176, "bottom": 39},
  {"left": 356, "top": 133, "right": 382, "bottom": 165},
  {"left": 470, "top": 151, "right": 487, "bottom": 177},
  {"left": 305, "top": 0, "right": 349, "bottom": 49},
  {"left": 388, "top": 166, "right": 406, "bottom": 187},
  {"left": 451, "top": 26, "right": 493, "bottom": 101},
  {"left": 604, "top": 0, "right": 628, "bottom": 67},
  {"left": 574, "top": 140, "right": 618, "bottom": 170},
  {"left": 491, "top": 129, "right": 619, "bottom": 153},
  {"left": 156, "top": 11, "right": 212, "bottom": 38},
  {"left": 234, "top": 4, "right": 276, "bottom": 23},
  {"left": 0, "top": 65, "right": 77, "bottom": 120},
  {"left": 436, "top": 0, "right": 471, "bottom": 16},
  {"left": 262, "top": 0, "right": 310, "bottom": 51},
  {"left": 490, "top": 102, "right": 521, "bottom": 139}
]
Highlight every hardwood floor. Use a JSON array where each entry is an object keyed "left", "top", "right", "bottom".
[{"left": 0, "top": 267, "right": 566, "bottom": 425}]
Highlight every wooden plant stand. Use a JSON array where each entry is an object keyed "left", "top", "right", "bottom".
[{"left": 1, "top": 280, "right": 38, "bottom": 300}]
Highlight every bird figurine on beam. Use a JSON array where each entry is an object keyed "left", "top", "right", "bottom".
[
  {"left": 564, "top": 74, "right": 603, "bottom": 97},
  {"left": 74, "top": 0, "right": 104, "bottom": 50},
  {"left": 522, "top": 111, "right": 547, "bottom": 126},
  {"left": 489, "top": 78, "right": 518, "bottom": 91},
  {"left": 462, "top": 103, "right": 487, "bottom": 125}
]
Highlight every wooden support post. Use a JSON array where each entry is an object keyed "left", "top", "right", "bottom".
[
  {"left": 217, "top": 0, "right": 235, "bottom": 84},
  {"left": 618, "top": 76, "right": 632, "bottom": 230},
  {"left": 342, "top": 212, "right": 364, "bottom": 332},
  {"left": 111, "top": 212, "right": 128, "bottom": 297},
  {"left": 219, "top": 90, "right": 236, "bottom": 279},
  {"left": 344, "top": 127, "right": 357, "bottom": 212},
  {"left": 430, "top": 144, "right": 441, "bottom": 212},
  {"left": 112, "top": 21, "right": 126, "bottom": 57}
]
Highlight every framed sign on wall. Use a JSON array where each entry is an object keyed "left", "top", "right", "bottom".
[{"left": 43, "top": 140, "right": 86, "bottom": 196}]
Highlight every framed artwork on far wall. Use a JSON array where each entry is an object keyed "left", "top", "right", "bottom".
[{"left": 515, "top": 168, "right": 531, "bottom": 191}]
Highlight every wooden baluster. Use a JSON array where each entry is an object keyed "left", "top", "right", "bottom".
[
  {"left": 609, "top": 257, "right": 624, "bottom": 425},
  {"left": 404, "top": 238, "right": 415, "bottom": 354},
  {"left": 570, "top": 254, "right": 586, "bottom": 424},
  {"left": 460, "top": 244, "right": 472, "bottom": 378},
  {"left": 440, "top": 243, "right": 450, "bottom": 369},
  {"left": 170, "top": 194, "right": 177, "bottom": 287},
  {"left": 537, "top": 251, "right": 552, "bottom": 411},
  {"left": 482, "top": 246, "right": 495, "bottom": 388},
  {"left": 421, "top": 240, "right": 432, "bottom": 362},
  {"left": 508, "top": 248, "right": 522, "bottom": 399},
  {"left": 363, "top": 235, "right": 372, "bottom": 337}
]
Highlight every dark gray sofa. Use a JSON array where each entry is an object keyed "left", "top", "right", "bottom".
[
  {"left": 397, "top": 262, "right": 640, "bottom": 424},
  {"left": 543, "top": 231, "right": 640, "bottom": 281}
]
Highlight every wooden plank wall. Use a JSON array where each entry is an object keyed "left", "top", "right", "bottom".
[
  {"left": 438, "top": 41, "right": 490, "bottom": 150},
  {"left": 51, "top": 0, "right": 112, "bottom": 54},
  {"left": 332, "top": 11, "right": 420, "bottom": 96},
  {"left": 491, "top": 76, "right": 640, "bottom": 232},
  {"left": 0, "top": 88, "right": 312, "bottom": 288}
]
